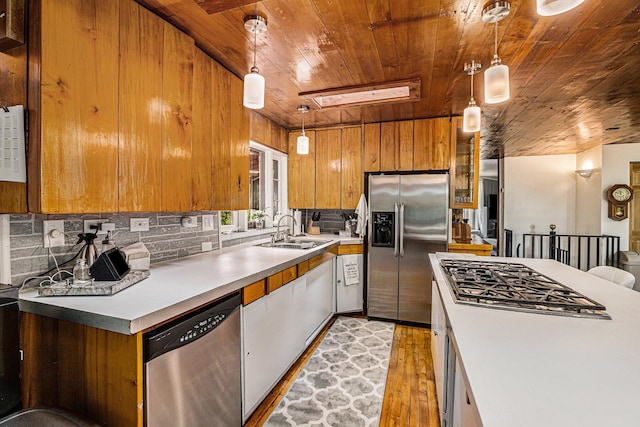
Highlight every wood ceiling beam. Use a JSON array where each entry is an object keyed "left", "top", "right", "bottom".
[{"left": 194, "top": 0, "right": 262, "bottom": 15}]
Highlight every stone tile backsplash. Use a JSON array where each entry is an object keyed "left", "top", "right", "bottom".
[
  {"left": 299, "top": 209, "right": 358, "bottom": 235},
  {"left": 9, "top": 211, "right": 219, "bottom": 287}
]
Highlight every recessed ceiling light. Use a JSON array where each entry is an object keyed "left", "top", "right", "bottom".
[{"left": 299, "top": 79, "right": 421, "bottom": 110}]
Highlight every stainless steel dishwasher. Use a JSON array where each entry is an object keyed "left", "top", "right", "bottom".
[{"left": 144, "top": 292, "right": 241, "bottom": 427}]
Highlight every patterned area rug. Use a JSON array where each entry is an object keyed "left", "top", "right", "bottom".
[{"left": 263, "top": 317, "right": 395, "bottom": 427}]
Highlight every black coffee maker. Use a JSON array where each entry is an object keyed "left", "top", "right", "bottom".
[{"left": 371, "top": 212, "right": 394, "bottom": 247}]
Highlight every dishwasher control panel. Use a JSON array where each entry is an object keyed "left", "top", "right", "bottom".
[
  {"left": 144, "top": 292, "right": 241, "bottom": 362},
  {"left": 180, "top": 313, "right": 226, "bottom": 343}
]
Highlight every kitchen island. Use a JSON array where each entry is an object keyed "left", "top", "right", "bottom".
[
  {"left": 430, "top": 253, "right": 640, "bottom": 427},
  {"left": 18, "top": 234, "right": 361, "bottom": 427}
]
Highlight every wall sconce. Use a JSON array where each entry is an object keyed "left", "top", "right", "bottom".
[
  {"left": 575, "top": 169, "right": 593, "bottom": 178},
  {"left": 243, "top": 15, "right": 267, "bottom": 110},
  {"left": 297, "top": 106, "right": 310, "bottom": 155},
  {"left": 537, "top": 0, "right": 584, "bottom": 16}
]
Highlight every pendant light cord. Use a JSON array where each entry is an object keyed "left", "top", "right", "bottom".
[
  {"left": 494, "top": 21, "right": 498, "bottom": 57},
  {"left": 470, "top": 69, "right": 474, "bottom": 100},
  {"left": 301, "top": 109, "right": 306, "bottom": 136},
  {"left": 253, "top": 25, "right": 257, "bottom": 69}
]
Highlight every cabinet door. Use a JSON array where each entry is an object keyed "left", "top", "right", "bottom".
[
  {"left": 305, "top": 259, "right": 335, "bottom": 342},
  {"left": 432, "top": 282, "right": 447, "bottom": 418},
  {"left": 242, "top": 276, "right": 306, "bottom": 419},
  {"left": 229, "top": 75, "right": 250, "bottom": 210},
  {"left": 452, "top": 356, "right": 482, "bottom": 427},
  {"left": 39, "top": 0, "right": 119, "bottom": 213},
  {"left": 414, "top": 118, "right": 451, "bottom": 171},
  {"left": 336, "top": 254, "right": 363, "bottom": 313},
  {"left": 380, "top": 121, "right": 413, "bottom": 172},
  {"left": 191, "top": 48, "right": 213, "bottom": 210},
  {"left": 315, "top": 129, "right": 341, "bottom": 209},
  {"left": 211, "top": 61, "right": 232, "bottom": 210},
  {"left": 288, "top": 131, "right": 316, "bottom": 208},
  {"left": 118, "top": 0, "right": 163, "bottom": 212},
  {"left": 450, "top": 116, "right": 480, "bottom": 209},
  {"left": 341, "top": 127, "right": 362, "bottom": 209},
  {"left": 363, "top": 123, "right": 381, "bottom": 172},
  {"left": 161, "top": 23, "right": 194, "bottom": 211}
]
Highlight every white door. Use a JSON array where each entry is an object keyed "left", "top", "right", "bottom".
[
  {"left": 305, "top": 258, "right": 335, "bottom": 342},
  {"left": 336, "top": 254, "right": 364, "bottom": 313}
]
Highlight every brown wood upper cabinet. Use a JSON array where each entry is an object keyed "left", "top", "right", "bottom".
[
  {"left": 288, "top": 130, "right": 317, "bottom": 208},
  {"left": 26, "top": 0, "right": 249, "bottom": 213},
  {"left": 250, "top": 111, "right": 287, "bottom": 153},
  {"left": 450, "top": 116, "right": 480, "bottom": 209},
  {"left": 363, "top": 117, "right": 451, "bottom": 173}
]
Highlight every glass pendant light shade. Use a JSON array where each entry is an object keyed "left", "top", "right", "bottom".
[
  {"left": 537, "top": 0, "right": 584, "bottom": 16},
  {"left": 296, "top": 105, "right": 310, "bottom": 155},
  {"left": 243, "top": 68, "right": 265, "bottom": 109},
  {"left": 463, "top": 101, "right": 481, "bottom": 133},
  {"left": 484, "top": 61, "right": 510, "bottom": 104},
  {"left": 297, "top": 133, "right": 309, "bottom": 155}
]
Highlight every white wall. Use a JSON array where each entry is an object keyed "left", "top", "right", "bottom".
[
  {"left": 601, "top": 143, "right": 640, "bottom": 251},
  {"left": 504, "top": 155, "right": 577, "bottom": 255},
  {"left": 575, "top": 147, "right": 602, "bottom": 235}
]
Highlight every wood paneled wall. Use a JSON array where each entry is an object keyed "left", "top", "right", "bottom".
[{"left": 0, "top": 42, "right": 27, "bottom": 213}]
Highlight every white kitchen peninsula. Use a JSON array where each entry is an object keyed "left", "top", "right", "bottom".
[{"left": 430, "top": 254, "right": 640, "bottom": 427}]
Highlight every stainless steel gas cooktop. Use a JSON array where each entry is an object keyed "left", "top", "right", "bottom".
[{"left": 440, "top": 260, "right": 610, "bottom": 319}]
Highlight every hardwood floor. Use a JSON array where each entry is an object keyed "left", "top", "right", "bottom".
[{"left": 244, "top": 316, "right": 440, "bottom": 427}]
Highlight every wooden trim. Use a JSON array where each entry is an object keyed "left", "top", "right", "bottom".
[
  {"left": 282, "top": 265, "right": 297, "bottom": 285},
  {"left": 242, "top": 279, "right": 267, "bottom": 305},
  {"left": 267, "top": 271, "right": 284, "bottom": 293},
  {"left": 297, "top": 260, "right": 309, "bottom": 276},
  {"left": 308, "top": 251, "right": 336, "bottom": 271},
  {"left": 337, "top": 244, "right": 364, "bottom": 255}
]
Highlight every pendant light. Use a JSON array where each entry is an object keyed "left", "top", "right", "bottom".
[
  {"left": 297, "top": 106, "right": 310, "bottom": 155},
  {"left": 482, "top": 1, "right": 510, "bottom": 104},
  {"left": 537, "top": 0, "right": 584, "bottom": 16},
  {"left": 463, "top": 61, "right": 481, "bottom": 133},
  {"left": 243, "top": 15, "right": 267, "bottom": 110}
]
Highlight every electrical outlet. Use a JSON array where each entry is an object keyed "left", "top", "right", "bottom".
[
  {"left": 202, "top": 214, "right": 214, "bottom": 231},
  {"left": 181, "top": 216, "right": 198, "bottom": 228},
  {"left": 43, "top": 220, "right": 65, "bottom": 248},
  {"left": 130, "top": 218, "right": 149, "bottom": 232},
  {"left": 202, "top": 241, "right": 213, "bottom": 252},
  {"left": 84, "top": 220, "right": 109, "bottom": 235}
]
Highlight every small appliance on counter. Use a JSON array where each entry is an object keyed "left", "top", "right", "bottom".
[{"left": 76, "top": 232, "right": 99, "bottom": 267}]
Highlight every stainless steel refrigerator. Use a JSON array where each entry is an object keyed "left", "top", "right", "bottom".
[{"left": 367, "top": 173, "right": 449, "bottom": 324}]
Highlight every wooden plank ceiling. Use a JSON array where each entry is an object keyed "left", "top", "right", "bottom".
[{"left": 136, "top": 0, "right": 640, "bottom": 158}]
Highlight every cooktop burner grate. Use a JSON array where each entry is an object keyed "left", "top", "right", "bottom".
[{"left": 440, "top": 260, "right": 610, "bottom": 319}]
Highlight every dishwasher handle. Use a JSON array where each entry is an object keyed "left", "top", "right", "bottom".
[{"left": 144, "top": 292, "right": 241, "bottom": 362}]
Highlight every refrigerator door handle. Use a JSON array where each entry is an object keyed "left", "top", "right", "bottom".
[
  {"left": 400, "top": 203, "right": 405, "bottom": 257},
  {"left": 394, "top": 203, "right": 399, "bottom": 257}
]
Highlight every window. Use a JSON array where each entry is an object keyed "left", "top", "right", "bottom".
[{"left": 249, "top": 141, "right": 287, "bottom": 226}]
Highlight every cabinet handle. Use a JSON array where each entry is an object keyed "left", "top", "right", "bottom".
[
  {"left": 434, "top": 330, "right": 439, "bottom": 336},
  {"left": 466, "top": 391, "right": 471, "bottom": 405}
]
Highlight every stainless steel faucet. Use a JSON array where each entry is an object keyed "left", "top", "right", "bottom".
[{"left": 272, "top": 214, "right": 297, "bottom": 243}]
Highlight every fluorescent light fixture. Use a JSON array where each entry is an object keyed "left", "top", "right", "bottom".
[
  {"left": 299, "top": 79, "right": 421, "bottom": 110},
  {"left": 537, "top": 0, "right": 584, "bottom": 16}
]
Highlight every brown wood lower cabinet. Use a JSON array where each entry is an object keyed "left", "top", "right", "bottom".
[{"left": 20, "top": 312, "right": 142, "bottom": 427}]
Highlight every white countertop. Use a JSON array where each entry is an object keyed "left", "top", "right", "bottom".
[
  {"left": 19, "top": 235, "right": 361, "bottom": 335},
  {"left": 430, "top": 254, "right": 640, "bottom": 427}
]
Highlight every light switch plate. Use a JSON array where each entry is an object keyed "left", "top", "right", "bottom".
[
  {"left": 202, "top": 214, "right": 214, "bottom": 231},
  {"left": 130, "top": 218, "right": 150, "bottom": 232},
  {"left": 43, "top": 220, "right": 65, "bottom": 248}
]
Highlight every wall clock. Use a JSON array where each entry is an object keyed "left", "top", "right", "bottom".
[{"left": 607, "top": 184, "right": 634, "bottom": 221}]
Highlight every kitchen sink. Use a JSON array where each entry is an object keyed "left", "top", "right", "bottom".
[{"left": 257, "top": 238, "right": 332, "bottom": 250}]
